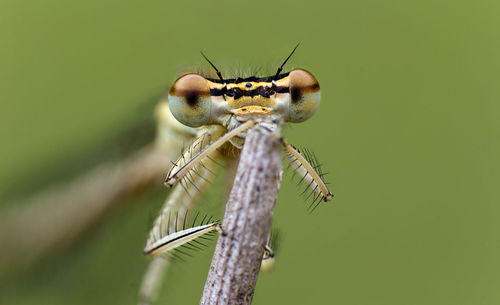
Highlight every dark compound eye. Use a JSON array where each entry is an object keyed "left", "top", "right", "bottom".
[
  {"left": 287, "top": 69, "right": 321, "bottom": 123},
  {"left": 168, "top": 74, "right": 212, "bottom": 127}
]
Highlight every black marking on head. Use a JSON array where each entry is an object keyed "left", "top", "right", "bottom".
[
  {"left": 206, "top": 73, "right": 290, "bottom": 84},
  {"left": 210, "top": 85, "right": 289, "bottom": 98}
]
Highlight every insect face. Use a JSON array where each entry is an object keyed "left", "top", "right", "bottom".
[{"left": 168, "top": 69, "right": 321, "bottom": 129}]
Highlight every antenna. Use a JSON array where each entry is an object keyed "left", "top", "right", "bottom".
[
  {"left": 200, "top": 51, "right": 224, "bottom": 81},
  {"left": 274, "top": 43, "right": 300, "bottom": 80}
]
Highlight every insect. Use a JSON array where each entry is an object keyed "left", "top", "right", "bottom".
[{"left": 139, "top": 45, "right": 333, "bottom": 304}]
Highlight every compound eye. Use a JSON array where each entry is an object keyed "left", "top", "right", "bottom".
[
  {"left": 287, "top": 69, "right": 321, "bottom": 122},
  {"left": 168, "top": 74, "right": 212, "bottom": 127}
]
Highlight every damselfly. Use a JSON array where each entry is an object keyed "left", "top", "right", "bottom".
[
  {"left": 140, "top": 45, "right": 333, "bottom": 304},
  {"left": 0, "top": 45, "right": 333, "bottom": 305}
]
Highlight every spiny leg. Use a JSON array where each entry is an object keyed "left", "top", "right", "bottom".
[
  {"left": 281, "top": 138, "right": 333, "bottom": 211},
  {"left": 144, "top": 215, "right": 222, "bottom": 257},
  {"left": 165, "top": 120, "right": 255, "bottom": 187},
  {"left": 139, "top": 128, "right": 223, "bottom": 305},
  {"left": 147, "top": 211, "right": 277, "bottom": 272}
]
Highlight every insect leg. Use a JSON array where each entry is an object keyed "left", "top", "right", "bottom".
[
  {"left": 144, "top": 221, "right": 220, "bottom": 257},
  {"left": 139, "top": 129, "right": 222, "bottom": 305},
  {"left": 165, "top": 120, "right": 255, "bottom": 187},
  {"left": 261, "top": 228, "right": 280, "bottom": 272},
  {"left": 281, "top": 138, "right": 333, "bottom": 203}
]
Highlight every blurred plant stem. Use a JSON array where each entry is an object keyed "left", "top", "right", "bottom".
[{"left": 0, "top": 144, "right": 172, "bottom": 277}]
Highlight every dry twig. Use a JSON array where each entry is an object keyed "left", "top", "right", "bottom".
[{"left": 201, "top": 122, "right": 282, "bottom": 305}]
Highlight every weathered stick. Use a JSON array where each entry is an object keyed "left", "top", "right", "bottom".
[{"left": 200, "top": 122, "right": 282, "bottom": 305}]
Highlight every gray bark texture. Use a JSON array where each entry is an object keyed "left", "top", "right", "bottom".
[{"left": 200, "top": 122, "right": 282, "bottom": 305}]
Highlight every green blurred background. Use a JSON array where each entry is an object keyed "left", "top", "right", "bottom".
[{"left": 1, "top": 0, "right": 499, "bottom": 304}]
